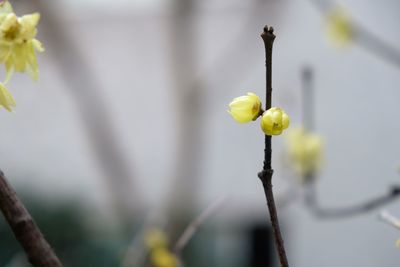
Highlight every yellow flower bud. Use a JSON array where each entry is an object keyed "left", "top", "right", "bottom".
[
  {"left": 326, "top": 7, "right": 353, "bottom": 47},
  {"left": 144, "top": 228, "right": 168, "bottom": 249},
  {"left": 228, "top": 92, "right": 261, "bottom": 123},
  {"left": 0, "top": 82, "right": 15, "bottom": 111},
  {"left": 150, "top": 248, "right": 178, "bottom": 267},
  {"left": 260, "top": 107, "right": 289, "bottom": 136},
  {"left": 286, "top": 128, "right": 323, "bottom": 178}
]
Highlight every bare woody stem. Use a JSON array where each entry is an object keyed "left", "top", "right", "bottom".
[
  {"left": 258, "top": 26, "right": 290, "bottom": 267},
  {"left": 0, "top": 170, "right": 63, "bottom": 267}
]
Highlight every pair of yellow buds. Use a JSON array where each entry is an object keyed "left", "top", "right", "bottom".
[
  {"left": 144, "top": 228, "right": 178, "bottom": 267},
  {"left": 228, "top": 92, "right": 289, "bottom": 136}
]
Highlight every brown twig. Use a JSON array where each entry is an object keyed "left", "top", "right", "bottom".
[
  {"left": 258, "top": 26, "right": 290, "bottom": 267},
  {"left": 0, "top": 170, "right": 63, "bottom": 267}
]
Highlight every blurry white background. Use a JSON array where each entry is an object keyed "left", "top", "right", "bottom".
[{"left": 0, "top": 0, "right": 400, "bottom": 266}]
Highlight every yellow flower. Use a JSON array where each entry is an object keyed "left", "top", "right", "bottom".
[
  {"left": 326, "top": 7, "right": 353, "bottom": 47},
  {"left": 0, "top": 0, "right": 44, "bottom": 82},
  {"left": 260, "top": 107, "right": 289, "bottom": 136},
  {"left": 286, "top": 128, "right": 323, "bottom": 177},
  {"left": 0, "top": 81, "right": 15, "bottom": 111},
  {"left": 228, "top": 92, "right": 262, "bottom": 123},
  {"left": 144, "top": 228, "right": 168, "bottom": 249},
  {"left": 150, "top": 248, "right": 178, "bottom": 267}
]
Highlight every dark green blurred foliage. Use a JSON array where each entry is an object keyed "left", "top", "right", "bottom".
[{"left": 0, "top": 193, "right": 125, "bottom": 267}]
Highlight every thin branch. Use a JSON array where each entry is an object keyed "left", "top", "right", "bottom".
[
  {"left": 305, "top": 180, "right": 400, "bottom": 219},
  {"left": 301, "top": 66, "right": 315, "bottom": 131},
  {"left": 173, "top": 196, "right": 225, "bottom": 256},
  {"left": 0, "top": 170, "right": 63, "bottom": 267},
  {"left": 258, "top": 26, "right": 290, "bottom": 267},
  {"left": 300, "top": 68, "right": 400, "bottom": 218}
]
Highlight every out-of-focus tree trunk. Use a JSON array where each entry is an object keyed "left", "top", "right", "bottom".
[
  {"left": 30, "top": 0, "right": 141, "bottom": 225},
  {"left": 165, "top": 0, "right": 202, "bottom": 242}
]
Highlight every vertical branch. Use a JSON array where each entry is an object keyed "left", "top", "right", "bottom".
[
  {"left": 301, "top": 67, "right": 314, "bottom": 132},
  {"left": 0, "top": 170, "right": 63, "bottom": 267},
  {"left": 258, "top": 26, "right": 290, "bottom": 267},
  {"left": 301, "top": 67, "right": 318, "bottom": 202}
]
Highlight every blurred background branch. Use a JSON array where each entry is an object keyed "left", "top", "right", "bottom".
[{"left": 30, "top": 0, "right": 141, "bottom": 224}]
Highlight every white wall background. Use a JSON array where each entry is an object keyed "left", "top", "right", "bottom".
[{"left": 1, "top": 0, "right": 400, "bottom": 266}]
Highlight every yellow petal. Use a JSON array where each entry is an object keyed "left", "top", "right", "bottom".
[
  {"left": 4, "top": 56, "right": 14, "bottom": 82},
  {"left": 144, "top": 229, "right": 168, "bottom": 249},
  {"left": 282, "top": 113, "right": 289, "bottom": 129},
  {"left": 228, "top": 109, "right": 253, "bottom": 123},
  {"left": 0, "top": 82, "right": 15, "bottom": 111},
  {"left": 150, "top": 248, "right": 178, "bottom": 267},
  {"left": 19, "top": 13, "right": 40, "bottom": 28},
  {"left": 32, "top": 38, "right": 44, "bottom": 52},
  {"left": 272, "top": 110, "right": 282, "bottom": 123},
  {"left": 18, "top": 13, "right": 40, "bottom": 40}
]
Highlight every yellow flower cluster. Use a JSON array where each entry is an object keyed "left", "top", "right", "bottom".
[
  {"left": 228, "top": 92, "right": 290, "bottom": 136},
  {"left": 326, "top": 7, "right": 353, "bottom": 47},
  {"left": 144, "top": 228, "right": 178, "bottom": 267},
  {"left": 286, "top": 128, "right": 323, "bottom": 178},
  {"left": 0, "top": 0, "right": 44, "bottom": 111}
]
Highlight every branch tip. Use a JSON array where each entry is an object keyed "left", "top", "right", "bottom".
[{"left": 261, "top": 25, "right": 276, "bottom": 41}]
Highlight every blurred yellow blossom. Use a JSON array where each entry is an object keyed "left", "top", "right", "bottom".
[
  {"left": 150, "top": 248, "right": 178, "bottom": 267},
  {"left": 326, "top": 7, "right": 353, "bottom": 47},
  {"left": 0, "top": 82, "right": 15, "bottom": 111},
  {"left": 145, "top": 228, "right": 168, "bottom": 249},
  {"left": 286, "top": 128, "right": 323, "bottom": 178},
  {"left": 0, "top": 0, "right": 44, "bottom": 82},
  {"left": 260, "top": 107, "right": 289, "bottom": 136},
  {"left": 228, "top": 92, "right": 261, "bottom": 123}
]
